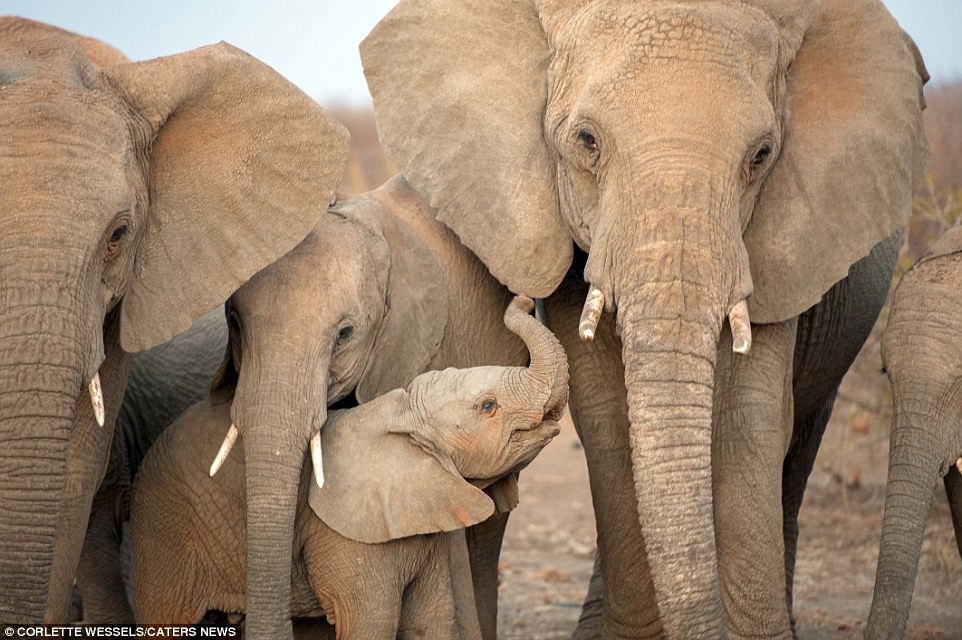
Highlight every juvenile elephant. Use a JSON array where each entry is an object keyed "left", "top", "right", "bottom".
[
  {"left": 865, "top": 227, "right": 962, "bottom": 639},
  {"left": 207, "top": 175, "right": 528, "bottom": 638},
  {"left": 130, "top": 297, "right": 567, "bottom": 639},
  {"left": 360, "top": 0, "right": 929, "bottom": 636},
  {"left": 0, "top": 18, "right": 347, "bottom": 623}
]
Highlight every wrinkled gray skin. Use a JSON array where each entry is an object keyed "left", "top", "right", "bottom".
[
  {"left": 865, "top": 227, "right": 962, "bottom": 640},
  {"left": 208, "top": 175, "right": 528, "bottom": 639},
  {"left": 360, "top": 0, "right": 929, "bottom": 636},
  {"left": 75, "top": 309, "right": 228, "bottom": 623},
  {"left": 0, "top": 18, "right": 346, "bottom": 625},
  {"left": 130, "top": 297, "right": 567, "bottom": 639}
]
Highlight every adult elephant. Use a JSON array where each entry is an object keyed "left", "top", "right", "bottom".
[
  {"left": 360, "top": 0, "right": 929, "bottom": 637},
  {"left": 0, "top": 18, "right": 347, "bottom": 626},
  {"left": 866, "top": 227, "right": 962, "bottom": 639}
]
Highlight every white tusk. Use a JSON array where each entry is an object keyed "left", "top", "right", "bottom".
[
  {"left": 88, "top": 373, "right": 105, "bottom": 427},
  {"left": 311, "top": 431, "right": 325, "bottom": 489},
  {"left": 728, "top": 300, "right": 752, "bottom": 355},
  {"left": 956, "top": 458, "right": 962, "bottom": 476},
  {"left": 209, "top": 424, "right": 239, "bottom": 478},
  {"left": 579, "top": 286, "right": 605, "bottom": 342}
]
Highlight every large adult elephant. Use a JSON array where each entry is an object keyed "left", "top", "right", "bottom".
[
  {"left": 360, "top": 0, "right": 929, "bottom": 637},
  {"left": 0, "top": 17, "right": 348, "bottom": 627}
]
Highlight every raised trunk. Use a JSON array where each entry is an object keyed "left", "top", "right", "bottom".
[{"left": 866, "top": 396, "right": 944, "bottom": 639}]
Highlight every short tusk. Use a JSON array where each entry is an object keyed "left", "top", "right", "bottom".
[
  {"left": 209, "top": 423, "right": 239, "bottom": 477},
  {"left": 728, "top": 300, "right": 752, "bottom": 355},
  {"left": 88, "top": 373, "right": 105, "bottom": 427},
  {"left": 579, "top": 286, "right": 605, "bottom": 342},
  {"left": 956, "top": 458, "right": 962, "bottom": 476},
  {"left": 311, "top": 431, "right": 325, "bottom": 489}
]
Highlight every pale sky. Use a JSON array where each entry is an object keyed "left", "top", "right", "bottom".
[{"left": 3, "top": 0, "right": 960, "bottom": 106}]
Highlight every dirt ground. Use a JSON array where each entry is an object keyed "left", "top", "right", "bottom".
[{"left": 497, "top": 407, "right": 962, "bottom": 640}]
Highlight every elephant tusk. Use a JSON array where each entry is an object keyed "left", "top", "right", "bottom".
[
  {"left": 209, "top": 423, "right": 239, "bottom": 477},
  {"left": 88, "top": 373, "right": 105, "bottom": 427},
  {"left": 956, "top": 458, "right": 962, "bottom": 476},
  {"left": 579, "top": 286, "right": 605, "bottom": 342},
  {"left": 311, "top": 431, "right": 325, "bottom": 489},
  {"left": 728, "top": 300, "right": 752, "bottom": 355}
]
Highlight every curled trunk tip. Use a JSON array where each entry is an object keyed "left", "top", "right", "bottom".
[{"left": 503, "top": 295, "right": 569, "bottom": 418}]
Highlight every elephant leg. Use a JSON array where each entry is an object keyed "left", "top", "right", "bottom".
[
  {"left": 572, "top": 552, "right": 604, "bottom": 640},
  {"left": 713, "top": 318, "right": 797, "bottom": 640},
  {"left": 75, "top": 428, "right": 134, "bottom": 623},
  {"left": 779, "top": 389, "right": 836, "bottom": 633},
  {"left": 545, "top": 278, "right": 660, "bottom": 640},
  {"left": 945, "top": 468, "right": 962, "bottom": 564},
  {"left": 465, "top": 512, "right": 509, "bottom": 640}
]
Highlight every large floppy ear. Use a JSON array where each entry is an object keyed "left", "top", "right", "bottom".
[
  {"left": 361, "top": 0, "right": 571, "bottom": 298},
  {"left": 744, "top": 0, "right": 929, "bottom": 323},
  {"left": 354, "top": 178, "right": 449, "bottom": 402},
  {"left": 308, "top": 391, "right": 494, "bottom": 543},
  {"left": 100, "top": 43, "right": 350, "bottom": 352}
]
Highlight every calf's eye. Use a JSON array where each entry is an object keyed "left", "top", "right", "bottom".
[{"left": 479, "top": 398, "right": 499, "bottom": 416}]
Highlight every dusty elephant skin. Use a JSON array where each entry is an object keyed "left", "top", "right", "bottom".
[
  {"left": 865, "top": 227, "right": 962, "bottom": 639},
  {"left": 0, "top": 17, "right": 348, "bottom": 628},
  {"left": 129, "top": 297, "right": 567, "bottom": 639},
  {"left": 206, "top": 174, "right": 534, "bottom": 640},
  {"left": 360, "top": 0, "right": 929, "bottom": 637}
]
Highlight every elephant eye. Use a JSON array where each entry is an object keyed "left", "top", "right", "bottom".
[
  {"left": 335, "top": 325, "right": 354, "bottom": 348},
  {"left": 578, "top": 129, "right": 597, "bottom": 152},
  {"left": 751, "top": 144, "right": 771, "bottom": 168},
  {"left": 104, "top": 223, "right": 128, "bottom": 261},
  {"left": 478, "top": 398, "right": 499, "bottom": 416},
  {"left": 227, "top": 308, "right": 242, "bottom": 333}
]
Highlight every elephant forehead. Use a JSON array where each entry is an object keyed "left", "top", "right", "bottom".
[{"left": 557, "top": 1, "right": 780, "bottom": 79}]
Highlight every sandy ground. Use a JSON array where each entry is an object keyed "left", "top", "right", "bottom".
[{"left": 497, "top": 412, "right": 962, "bottom": 639}]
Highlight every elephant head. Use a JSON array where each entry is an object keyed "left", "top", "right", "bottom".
[
  {"left": 309, "top": 295, "right": 568, "bottom": 543},
  {"left": 361, "top": 0, "right": 928, "bottom": 632},
  {"left": 0, "top": 18, "right": 348, "bottom": 628},
  {"left": 206, "top": 176, "right": 462, "bottom": 636}
]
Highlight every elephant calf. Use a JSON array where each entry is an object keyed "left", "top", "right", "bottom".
[
  {"left": 866, "top": 226, "right": 962, "bottom": 639},
  {"left": 130, "top": 296, "right": 567, "bottom": 639}
]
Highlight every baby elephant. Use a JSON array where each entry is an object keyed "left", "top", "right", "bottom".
[
  {"left": 866, "top": 227, "right": 962, "bottom": 639},
  {"left": 130, "top": 296, "right": 567, "bottom": 639}
]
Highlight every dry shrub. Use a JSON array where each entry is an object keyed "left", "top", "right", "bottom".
[{"left": 323, "top": 102, "right": 396, "bottom": 196}]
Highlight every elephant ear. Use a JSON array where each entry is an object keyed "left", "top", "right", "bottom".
[
  {"left": 354, "top": 180, "right": 449, "bottom": 402},
  {"left": 361, "top": 0, "right": 572, "bottom": 298},
  {"left": 744, "top": 0, "right": 929, "bottom": 323},
  {"left": 100, "top": 43, "right": 349, "bottom": 352},
  {"left": 308, "top": 392, "right": 495, "bottom": 544}
]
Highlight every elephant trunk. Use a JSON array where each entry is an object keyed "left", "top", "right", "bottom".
[
  {"left": 605, "top": 168, "right": 747, "bottom": 636},
  {"left": 233, "top": 357, "right": 328, "bottom": 640},
  {"left": 504, "top": 297, "right": 569, "bottom": 417},
  {"left": 0, "top": 305, "right": 96, "bottom": 621},
  {"left": 866, "top": 394, "right": 945, "bottom": 640}
]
